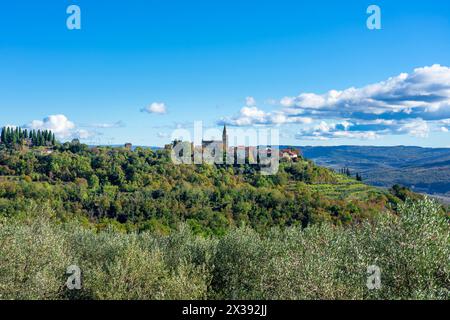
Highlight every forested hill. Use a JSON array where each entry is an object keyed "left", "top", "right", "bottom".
[{"left": 0, "top": 140, "right": 414, "bottom": 235}]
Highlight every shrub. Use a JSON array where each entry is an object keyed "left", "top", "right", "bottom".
[
  {"left": 0, "top": 208, "right": 70, "bottom": 299},
  {"left": 0, "top": 198, "right": 448, "bottom": 300}
]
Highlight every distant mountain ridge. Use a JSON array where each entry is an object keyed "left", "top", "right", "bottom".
[{"left": 291, "top": 145, "right": 450, "bottom": 200}]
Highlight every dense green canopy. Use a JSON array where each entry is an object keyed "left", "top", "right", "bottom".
[{"left": 0, "top": 139, "right": 409, "bottom": 235}]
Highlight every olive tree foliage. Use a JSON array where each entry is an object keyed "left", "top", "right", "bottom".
[
  {"left": 0, "top": 207, "right": 209, "bottom": 300},
  {"left": 0, "top": 198, "right": 448, "bottom": 300},
  {"left": 0, "top": 204, "right": 70, "bottom": 299},
  {"left": 211, "top": 198, "right": 449, "bottom": 300}
]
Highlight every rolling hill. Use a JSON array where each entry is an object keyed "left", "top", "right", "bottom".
[{"left": 297, "top": 145, "right": 450, "bottom": 201}]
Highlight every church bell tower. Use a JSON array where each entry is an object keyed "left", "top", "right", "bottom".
[{"left": 222, "top": 125, "right": 228, "bottom": 151}]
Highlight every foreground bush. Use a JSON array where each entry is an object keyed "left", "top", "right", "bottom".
[
  {"left": 0, "top": 199, "right": 448, "bottom": 300},
  {"left": 212, "top": 199, "right": 449, "bottom": 299}
]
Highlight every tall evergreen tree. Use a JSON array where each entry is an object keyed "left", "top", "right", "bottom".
[
  {"left": 6, "top": 127, "right": 12, "bottom": 144},
  {"left": 1, "top": 126, "right": 56, "bottom": 148},
  {"left": 1, "top": 127, "right": 5, "bottom": 144}
]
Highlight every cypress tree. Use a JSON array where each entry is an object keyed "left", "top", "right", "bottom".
[
  {"left": 32, "top": 130, "right": 37, "bottom": 146},
  {"left": 38, "top": 130, "right": 43, "bottom": 146},
  {"left": 1, "top": 127, "right": 5, "bottom": 144},
  {"left": 6, "top": 127, "right": 11, "bottom": 144}
]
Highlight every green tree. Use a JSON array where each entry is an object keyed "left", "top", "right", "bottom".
[{"left": 1, "top": 127, "right": 6, "bottom": 144}]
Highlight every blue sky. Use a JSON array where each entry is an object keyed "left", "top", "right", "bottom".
[{"left": 0, "top": 0, "right": 449, "bottom": 147}]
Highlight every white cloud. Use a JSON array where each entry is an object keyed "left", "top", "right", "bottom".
[
  {"left": 74, "top": 129, "right": 96, "bottom": 140},
  {"left": 437, "top": 118, "right": 450, "bottom": 133},
  {"left": 142, "top": 102, "right": 167, "bottom": 114},
  {"left": 88, "top": 121, "right": 125, "bottom": 128},
  {"left": 221, "top": 100, "right": 313, "bottom": 126},
  {"left": 281, "top": 65, "right": 450, "bottom": 121},
  {"left": 305, "top": 117, "right": 434, "bottom": 140},
  {"left": 245, "top": 96, "right": 256, "bottom": 107},
  {"left": 221, "top": 65, "right": 450, "bottom": 141},
  {"left": 396, "top": 119, "right": 429, "bottom": 138},
  {"left": 295, "top": 118, "right": 434, "bottom": 140},
  {"left": 26, "top": 115, "right": 76, "bottom": 139},
  {"left": 280, "top": 96, "right": 296, "bottom": 107},
  {"left": 25, "top": 114, "right": 97, "bottom": 141},
  {"left": 296, "top": 121, "right": 380, "bottom": 140},
  {"left": 333, "top": 131, "right": 379, "bottom": 140}
]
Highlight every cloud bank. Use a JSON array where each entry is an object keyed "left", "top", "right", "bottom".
[
  {"left": 281, "top": 64, "right": 450, "bottom": 121},
  {"left": 221, "top": 65, "right": 450, "bottom": 140},
  {"left": 220, "top": 97, "right": 313, "bottom": 126}
]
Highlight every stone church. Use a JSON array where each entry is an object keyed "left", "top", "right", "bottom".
[
  {"left": 201, "top": 125, "right": 228, "bottom": 153},
  {"left": 201, "top": 125, "right": 228, "bottom": 163}
]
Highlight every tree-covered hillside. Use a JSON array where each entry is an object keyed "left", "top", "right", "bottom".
[
  {"left": 0, "top": 130, "right": 448, "bottom": 300},
  {"left": 0, "top": 138, "right": 405, "bottom": 235},
  {"left": 300, "top": 145, "right": 450, "bottom": 199}
]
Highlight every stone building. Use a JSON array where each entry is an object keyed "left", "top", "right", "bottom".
[{"left": 201, "top": 125, "right": 228, "bottom": 163}]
